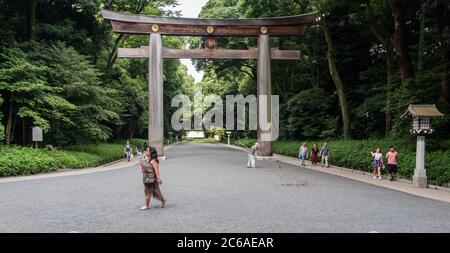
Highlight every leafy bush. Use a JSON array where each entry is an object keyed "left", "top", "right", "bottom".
[
  {"left": 285, "top": 88, "right": 337, "bottom": 139},
  {"left": 0, "top": 139, "right": 146, "bottom": 177},
  {"left": 0, "top": 146, "right": 60, "bottom": 176},
  {"left": 48, "top": 150, "right": 100, "bottom": 169},
  {"left": 184, "top": 137, "right": 219, "bottom": 143},
  {"left": 64, "top": 144, "right": 125, "bottom": 164},
  {"left": 0, "top": 95, "right": 4, "bottom": 141}
]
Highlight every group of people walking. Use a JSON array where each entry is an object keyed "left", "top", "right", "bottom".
[
  {"left": 298, "top": 142, "right": 330, "bottom": 167},
  {"left": 124, "top": 141, "right": 166, "bottom": 211}
]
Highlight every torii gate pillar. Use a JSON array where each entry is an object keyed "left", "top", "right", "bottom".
[
  {"left": 257, "top": 34, "right": 273, "bottom": 156},
  {"left": 149, "top": 33, "right": 165, "bottom": 158}
]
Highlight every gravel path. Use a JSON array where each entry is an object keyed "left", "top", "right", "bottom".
[{"left": 1, "top": 142, "right": 449, "bottom": 232}]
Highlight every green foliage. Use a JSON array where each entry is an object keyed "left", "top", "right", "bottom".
[
  {"left": 197, "top": 0, "right": 450, "bottom": 140},
  {"left": 0, "top": 45, "right": 70, "bottom": 131},
  {"left": 232, "top": 138, "right": 450, "bottom": 187},
  {"left": 183, "top": 137, "right": 219, "bottom": 143},
  {"left": 30, "top": 42, "right": 120, "bottom": 143},
  {"left": 64, "top": 144, "right": 124, "bottom": 164},
  {"left": 0, "top": 139, "right": 147, "bottom": 177},
  {"left": 0, "top": 42, "right": 120, "bottom": 145},
  {"left": 0, "top": 0, "right": 182, "bottom": 145},
  {"left": 207, "top": 127, "right": 226, "bottom": 139},
  {"left": 285, "top": 88, "right": 338, "bottom": 139},
  {"left": 0, "top": 146, "right": 60, "bottom": 176},
  {"left": 0, "top": 95, "right": 4, "bottom": 141}
]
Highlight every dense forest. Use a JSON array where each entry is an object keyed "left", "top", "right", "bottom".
[
  {"left": 0, "top": 0, "right": 194, "bottom": 146},
  {"left": 0, "top": 0, "right": 449, "bottom": 146},
  {"left": 193, "top": 0, "right": 449, "bottom": 141}
]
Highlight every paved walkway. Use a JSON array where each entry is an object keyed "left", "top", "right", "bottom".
[
  {"left": 1, "top": 142, "right": 450, "bottom": 232},
  {"left": 224, "top": 143, "right": 450, "bottom": 204}
]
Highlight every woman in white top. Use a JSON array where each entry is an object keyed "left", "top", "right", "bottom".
[
  {"left": 371, "top": 148, "right": 384, "bottom": 180},
  {"left": 299, "top": 143, "right": 308, "bottom": 166}
]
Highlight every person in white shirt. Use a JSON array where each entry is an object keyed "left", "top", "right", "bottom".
[
  {"left": 299, "top": 143, "right": 308, "bottom": 166},
  {"left": 371, "top": 148, "right": 384, "bottom": 180},
  {"left": 247, "top": 143, "right": 259, "bottom": 168}
]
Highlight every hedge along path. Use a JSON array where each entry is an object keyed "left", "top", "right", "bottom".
[
  {"left": 0, "top": 143, "right": 179, "bottom": 184},
  {"left": 0, "top": 159, "right": 138, "bottom": 184}
]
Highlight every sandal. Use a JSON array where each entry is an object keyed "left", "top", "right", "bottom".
[{"left": 140, "top": 205, "right": 149, "bottom": 211}]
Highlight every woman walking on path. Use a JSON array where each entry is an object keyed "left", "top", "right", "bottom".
[
  {"left": 140, "top": 146, "right": 166, "bottom": 211},
  {"left": 371, "top": 148, "right": 384, "bottom": 180},
  {"left": 311, "top": 144, "right": 319, "bottom": 166},
  {"left": 299, "top": 143, "right": 308, "bottom": 166},
  {"left": 320, "top": 143, "right": 330, "bottom": 167}
]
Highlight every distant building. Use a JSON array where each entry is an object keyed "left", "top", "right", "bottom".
[{"left": 186, "top": 131, "right": 205, "bottom": 139}]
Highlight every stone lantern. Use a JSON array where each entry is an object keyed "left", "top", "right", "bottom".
[
  {"left": 226, "top": 131, "right": 232, "bottom": 146},
  {"left": 401, "top": 104, "right": 444, "bottom": 188}
]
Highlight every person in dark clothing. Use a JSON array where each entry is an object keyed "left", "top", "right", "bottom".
[{"left": 311, "top": 144, "right": 319, "bottom": 166}]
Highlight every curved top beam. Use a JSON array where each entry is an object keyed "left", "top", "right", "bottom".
[
  {"left": 102, "top": 10, "right": 318, "bottom": 37},
  {"left": 102, "top": 9, "right": 318, "bottom": 26}
]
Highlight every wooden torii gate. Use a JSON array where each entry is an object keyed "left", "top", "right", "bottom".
[{"left": 102, "top": 10, "right": 318, "bottom": 158}]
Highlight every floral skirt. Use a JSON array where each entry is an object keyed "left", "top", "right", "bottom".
[{"left": 372, "top": 160, "right": 382, "bottom": 168}]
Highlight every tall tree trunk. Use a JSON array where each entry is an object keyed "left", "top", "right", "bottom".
[
  {"left": 385, "top": 40, "right": 395, "bottom": 136},
  {"left": 106, "top": 2, "right": 148, "bottom": 70},
  {"left": 321, "top": 19, "right": 351, "bottom": 139},
  {"left": 437, "top": 7, "right": 449, "bottom": 108},
  {"left": 22, "top": 117, "right": 26, "bottom": 145},
  {"left": 440, "top": 43, "right": 450, "bottom": 107},
  {"left": 27, "top": 0, "right": 37, "bottom": 41},
  {"left": 5, "top": 96, "right": 14, "bottom": 145},
  {"left": 387, "top": 0, "right": 415, "bottom": 80},
  {"left": 106, "top": 34, "right": 125, "bottom": 70},
  {"left": 441, "top": 79, "right": 449, "bottom": 107},
  {"left": 417, "top": 1, "right": 427, "bottom": 72},
  {"left": 370, "top": 25, "right": 397, "bottom": 136}
]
